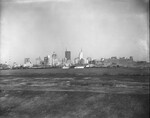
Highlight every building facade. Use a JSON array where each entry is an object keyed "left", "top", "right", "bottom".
[
  {"left": 24, "top": 58, "right": 30, "bottom": 64},
  {"left": 24, "top": 58, "right": 32, "bottom": 67},
  {"left": 52, "top": 52, "right": 58, "bottom": 66},
  {"left": 79, "top": 50, "right": 83, "bottom": 60},
  {"left": 65, "top": 50, "right": 71, "bottom": 60},
  {"left": 36, "top": 57, "right": 42, "bottom": 65},
  {"left": 44, "top": 55, "right": 51, "bottom": 66}
]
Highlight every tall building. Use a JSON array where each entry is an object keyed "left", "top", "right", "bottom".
[
  {"left": 24, "top": 58, "right": 30, "bottom": 64},
  {"left": 52, "top": 52, "right": 57, "bottom": 66},
  {"left": 44, "top": 56, "right": 49, "bottom": 65},
  {"left": 52, "top": 52, "right": 57, "bottom": 59},
  {"left": 79, "top": 50, "right": 83, "bottom": 59},
  {"left": 36, "top": 57, "right": 42, "bottom": 65},
  {"left": 65, "top": 50, "right": 71, "bottom": 60},
  {"left": 47, "top": 55, "right": 51, "bottom": 65},
  {"left": 24, "top": 58, "right": 33, "bottom": 67},
  {"left": 44, "top": 55, "right": 51, "bottom": 66}
]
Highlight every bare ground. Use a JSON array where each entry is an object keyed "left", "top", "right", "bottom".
[
  {"left": 0, "top": 90, "right": 149, "bottom": 118},
  {"left": 0, "top": 68, "right": 149, "bottom": 118}
]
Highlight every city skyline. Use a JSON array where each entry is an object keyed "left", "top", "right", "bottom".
[
  {"left": 0, "top": 0, "right": 149, "bottom": 65},
  {"left": 2, "top": 49, "right": 138, "bottom": 65}
]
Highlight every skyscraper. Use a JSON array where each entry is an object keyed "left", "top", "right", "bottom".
[
  {"left": 52, "top": 52, "right": 57, "bottom": 60},
  {"left": 65, "top": 50, "right": 71, "bottom": 60},
  {"left": 24, "top": 58, "right": 31, "bottom": 64},
  {"left": 79, "top": 50, "right": 83, "bottom": 60},
  {"left": 44, "top": 56, "right": 49, "bottom": 65},
  {"left": 52, "top": 52, "right": 57, "bottom": 66},
  {"left": 44, "top": 55, "right": 51, "bottom": 66},
  {"left": 24, "top": 58, "right": 32, "bottom": 67},
  {"left": 36, "top": 57, "right": 42, "bottom": 65}
]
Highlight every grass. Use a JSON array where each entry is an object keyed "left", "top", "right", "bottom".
[
  {"left": 0, "top": 90, "right": 149, "bottom": 118},
  {"left": 0, "top": 68, "right": 149, "bottom": 77},
  {"left": 0, "top": 68, "right": 149, "bottom": 118}
]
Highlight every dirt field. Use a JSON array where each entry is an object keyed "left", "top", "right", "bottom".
[
  {"left": 0, "top": 67, "right": 149, "bottom": 76},
  {"left": 0, "top": 68, "right": 149, "bottom": 118},
  {"left": 0, "top": 91, "right": 149, "bottom": 118}
]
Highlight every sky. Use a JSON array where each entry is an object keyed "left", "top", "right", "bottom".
[{"left": 0, "top": 0, "right": 149, "bottom": 65}]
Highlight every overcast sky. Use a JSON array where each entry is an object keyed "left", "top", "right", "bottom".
[{"left": 0, "top": 0, "right": 149, "bottom": 64}]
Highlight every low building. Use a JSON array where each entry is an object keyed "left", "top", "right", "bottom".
[
  {"left": 24, "top": 58, "right": 30, "bottom": 64},
  {"left": 0, "top": 63, "right": 11, "bottom": 69},
  {"left": 24, "top": 58, "right": 33, "bottom": 68},
  {"left": 74, "top": 57, "right": 80, "bottom": 65},
  {"left": 12, "top": 62, "right": 21, "bottom": 69},
  {"left": 44, "top": 55, "right": 51, "bottom": 66},
  {"left": 36, "top": 57, "right": 42, "bottom": 65},
  {"left": 86, "top": 57, "right": 92, "bottom": 64},
  {"left": 103, "top": 56, "right": 135, "bottom": 67}
]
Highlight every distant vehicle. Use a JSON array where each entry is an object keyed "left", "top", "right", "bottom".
[
  {"left": 74, "top": 66, "right": 84, "bottom": 69},
  {"left": 85, "top": 65, "right": 90, "bottom": 68},
  {"left": 85, "top": 64, "right": 95, "bottom": 68},
  {"left": 62, "top": 66, "right": 70, "bottom": 69}
]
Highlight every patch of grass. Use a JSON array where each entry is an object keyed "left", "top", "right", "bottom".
[{"left": 0, "top": 91, "right": 149, "bottom": 118}]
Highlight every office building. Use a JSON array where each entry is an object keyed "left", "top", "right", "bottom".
[
  {"left": 44, "top": 55, "right": 51, "bottom": 66},
  {"left": 36, "top": 57, "right": 42, "bottom": 65},
  {"left": 79, "top": 50, "right": 83, "bottom": 59},
  {"left": 44, "top": 56, "right": 49, "bottom": 65},
  {"left": 52, "top": 52, "right": 57, "bottom": 59},
  {"left": 65, "top": 50, "right": 71, "bottom": 60},
  {"left": 52, "top": 52, "right": 57, "bottom": 66},
  {"left": 74, "top": 57, "right": 80, "bottom": 64},
  {"left": 24, "top": 58, "right": 33, "bottom": 67},
  {"left": 24, "top": 58, "right": 31, "bottom": 64}
]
